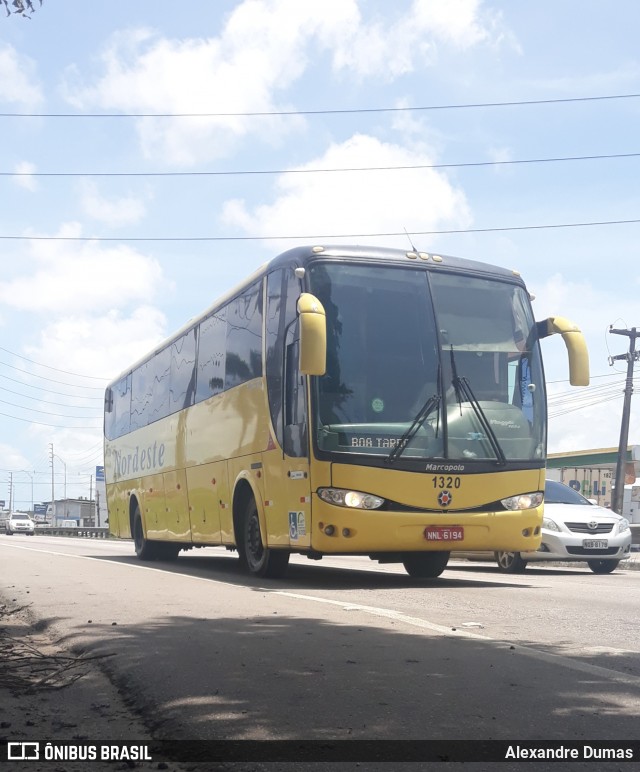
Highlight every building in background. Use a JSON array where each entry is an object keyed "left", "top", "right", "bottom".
[
  {"left": 547, "top": 445, "right": 640, "bottom": 521},
  {"left": 45, "top": 498, "right": 96, "bottom": 527}
]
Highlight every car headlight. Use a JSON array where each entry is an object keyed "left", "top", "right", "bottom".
[
  {"left": 618, "top": 518, "right": 630, "bottom": 533},
  {"left": 317, "top": 488, "right": 385, "bottom": 510},
  {"left": 542, "top": 516, "right": 561, "bottom": 532},
  {"left": 500, "top": 491, "right": 544, "bottom": 511}
]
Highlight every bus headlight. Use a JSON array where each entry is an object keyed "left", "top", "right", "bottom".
[
  {"left": 317, "top": 488, "right": 385, "bottom": 510},
  {"left": 500, "top": 491, "right": 544, "bottom": 511}
]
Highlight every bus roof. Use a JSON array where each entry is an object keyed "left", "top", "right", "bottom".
[{"left": 105, "top": 244, "right": 525, "bottom": 388}]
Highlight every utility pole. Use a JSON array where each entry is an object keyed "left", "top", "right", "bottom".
[
  {"left": 609, "top": 326, "right": 640, "bottom": 515},
  {"left": 89, "top": 474, "right": 94, "bottom": 525},
  {"left": 49, "top": 443, "right": 55, "bottom": 519},
  {"left": 8, "top": 472, "right": 12, "bottom": 511}
]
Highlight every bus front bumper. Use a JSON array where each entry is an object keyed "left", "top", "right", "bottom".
[{"left": 309, "top": 503, "right": 543, "bottom": 554}]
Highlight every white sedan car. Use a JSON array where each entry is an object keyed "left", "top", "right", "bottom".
[
  {"left": 5, "top": 512, "right": 35, "bottom": 535},
  {"left": 456, "top": 479, "right": 632, "bottom": 574}
]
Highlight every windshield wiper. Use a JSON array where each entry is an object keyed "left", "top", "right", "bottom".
[
  {"left": 449, "top": 347, "right": 506, "bottom": 466},
  {"left": 386, "top": 393, "right": 441, "bottom": 463}
]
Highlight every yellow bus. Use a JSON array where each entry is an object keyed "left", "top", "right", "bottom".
[{"left": 104, "top": 245, "right": 588, "bottom": 579}]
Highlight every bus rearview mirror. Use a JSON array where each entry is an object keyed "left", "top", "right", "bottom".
[
  {"left": 539, "top": 316, "right": 590, "bottom": 387},
  {"left": 297, "top": 293, "right": 327, "bottom": 376}
]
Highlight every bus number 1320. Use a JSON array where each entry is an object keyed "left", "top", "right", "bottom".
[{"left": 432, "top": 476, "right": 461, "bottom": 489}]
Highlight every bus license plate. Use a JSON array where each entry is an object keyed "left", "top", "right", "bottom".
[
  {"left": 583, "top": 539, "right": 607, "bottom": 549},
  {"left": 424, "top": 526, "right": 464, "bottom": 542}
]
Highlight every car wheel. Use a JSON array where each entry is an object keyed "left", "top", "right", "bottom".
[
  {"left": 402, "top": 551, "right": 450, "bottom": 578},
  {"left": 495, "top": 551, "right": 528, "bottom": 574},
  {"left": 239, "top": 497, "right": 289, "bottom": 578},
  {"left": 587, "top": 559, "right": 620, "bottom": 574}
]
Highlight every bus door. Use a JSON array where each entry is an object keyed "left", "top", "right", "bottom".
[
  {"left": 281, "top": 324, "right": 311, "bottom": 548},
  {"left": 263, "top": 268, "right": 311, "bottom": 549}
]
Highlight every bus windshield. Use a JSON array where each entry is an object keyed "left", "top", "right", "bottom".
[{"left": 308, "top": 261, "right": 546, "bottom": 464}]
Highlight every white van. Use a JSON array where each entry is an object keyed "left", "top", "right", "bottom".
[{"left": 61, "top": 519, "right": 78, "bottom": 528}]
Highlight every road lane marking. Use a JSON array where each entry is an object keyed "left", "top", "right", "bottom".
[
  {"left": 2, "top": 542, "right": 638, "bottom": 686},
  {"left": 270, "top": 590, "right": 640, "bottom": 686}
]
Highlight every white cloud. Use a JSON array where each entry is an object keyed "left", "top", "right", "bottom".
[
  {"left": 524, "top": 272, "right": 640, "bottom": 453},
  {"left": 0, "top": 442, "right": 31, "bottom": 476},
  {"left": 61, "top": 0, "right": 506, "bottom": 165},
  {"left": 79, "top": 181, "right": 148, "bottom": 227},
  {"left": 221, "top": 133, "right": 472, "bottom": 248},
  {"left": 330, "top": 0, "right": 503, "bottom": 78},
  {"left": 22, "top": 306, "right": 168, "bottom": 496},
  {"left": 0, "top": 43, "right": 42, "bottom": 108},
  {"left": 0, "top": 223, "right": 165, "bottom": 313},
  {"left": 13, "top": 161, "right": 38, "bottom": 191},
  {"left": 28, "top": 306, "right": 167, "bottom": 383}
]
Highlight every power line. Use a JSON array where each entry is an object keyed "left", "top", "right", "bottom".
[
  {"left": 2, "top": 92, "right": 640, "bottom": 118},
  {"left": 548, "top": 393, "right": 622, "bottom": 419},
  {"left": 546, "top": 371, "right": 626, "bottom": 384},
  {"left": 0, "top": 411, "right": 101, "bottom": 429},
  {"left": 0, "top": 372, "right": 103, "bottom": 400},
  {"left": 0, "top": 397, "right": 101, "bottom": 418},
  {"left": 547, "top": 377, "right": 632, "bottom": 402},
  {"left": 0, "top": 345, "right": 109, "bottom": 380},
  {"left": 2, "top": 218, "right": 640, "bottom": 242},
  {"left": 0, "top": 359, "right": 105, "bottom": 389},
  {"left": 0, "top": 383, "right": 103, "bottom": 409},
  {"left": 4, "top": 151, "right": 640, "bottom": 178}
]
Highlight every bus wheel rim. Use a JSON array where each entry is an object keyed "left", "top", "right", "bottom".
[{"left": 247, "top": 511, "right": 264, "bottom": 568}]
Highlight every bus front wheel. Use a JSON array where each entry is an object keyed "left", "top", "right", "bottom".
[
  {"left": 402, "top": 551, "right": 449, "bottom": 578},
  {"left": 239, "top": 498, "right": 290, "bottom": 579},
  {"left": 495, "top": 551, "right": 528, "bottom": 574}
]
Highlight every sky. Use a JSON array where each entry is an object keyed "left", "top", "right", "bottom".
[{"left": 1, "top": 0, "right": 640, "bottom": 510}]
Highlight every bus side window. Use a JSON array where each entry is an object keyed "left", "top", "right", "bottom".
[
  {"left": 284, "top": 332, "right": 307, "bottom": 458},
  {"left": 106, "top": 373, "right": 131, "bottom": 440}
]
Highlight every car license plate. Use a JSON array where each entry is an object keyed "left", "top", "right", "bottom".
[
  {"left": 583, "top": 539, "right": 607, "bottom": 549},
  {"left": 424, "top": 526, "right": 464, "bottom": 542}
]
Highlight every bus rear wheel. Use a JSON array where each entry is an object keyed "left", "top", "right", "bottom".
[
  {"left": 133, "top": 508, "right": 160, "bottom": 561},
  {"left": 402, "top": 551, "right": 449, "bottom": 578},
  {"left": 240, "top": 498, "right": 290, "bottom": 579}
]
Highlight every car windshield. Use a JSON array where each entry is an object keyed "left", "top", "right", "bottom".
[
  {"left": 308, "top": 261, "right": 546, "bottom": 464},
  {"left": 11, "top": 513, "right": 30, "bottom": 520},
  {"left": 544, "top": 480, "right": 592, "bottom": 505}
]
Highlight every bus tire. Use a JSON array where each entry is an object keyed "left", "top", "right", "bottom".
[
  {"left": 133, "top": 507, "right": 160, "bottom": 561},
  {"left": 402, "top": 551, "right": 449, "bottom": 578},
  {"left": 157, "top": 543, "right": 180, "bottom": 561},
  {"left": 240, "top": 497, "right": 290, "bottom": 578},
  {"left": 495, "top": 551, "right": 527, "bottom": 574}
]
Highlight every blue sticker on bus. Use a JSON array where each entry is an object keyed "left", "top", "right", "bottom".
[{"left": 289, "top": 511, "right": 298, "bottom": 540}]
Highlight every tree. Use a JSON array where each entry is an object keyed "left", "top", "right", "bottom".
[{"left": 2, "top": 0, "right": 42, "bottom": 17}]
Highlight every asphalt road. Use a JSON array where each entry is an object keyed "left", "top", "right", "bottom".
[{"left": 1, "top": 534, "right": 639, "bottom": 770}]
